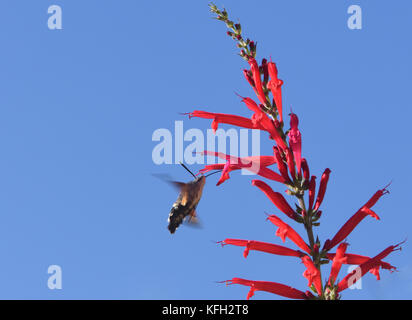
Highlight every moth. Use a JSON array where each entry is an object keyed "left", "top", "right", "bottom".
[{"left": 166, "top": 163, "right": 219, "bottom": 234}]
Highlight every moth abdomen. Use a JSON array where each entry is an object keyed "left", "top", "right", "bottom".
[{"left": 167, "top": 202, "right": 195, "bottom": 234}]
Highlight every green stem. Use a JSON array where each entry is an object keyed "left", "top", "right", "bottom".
[{"left": 297, "top": 194, "right": 323, "bottom": 298}]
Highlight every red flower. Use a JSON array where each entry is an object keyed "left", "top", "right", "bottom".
[
  {"left": 223, "top": 278, "right": 313, "bottom": 300},
  {"left": 188, "top": 109, "right": 288, "bottom": 150},
  {"left": 248, "top": 58, "right": 267, "bottom": 105},
  {"left": 198, "top": 151, "right": 282, "bottom": 185},
  {"left": 301, "top": 255, "right": 323, "bottom": 295},
  {"left": 261, "top": 58, "right": 269, "bottom": 83},
  {"left": 364, "top": 182, "right": 391, "bottom": 208},
  {"left": 327, "top": 252, "right": 395, "bottom": 271},
  {"left": 285, "top": 147, "right": 296, "bottom": 180},
  {"left": 313, "top": 168, "right": 331, "bottom": 212},
  {"left": 200, "top": 151, "right": 275, "bottom": 166},
  {"left": 324, "top": 207, "right": 380, "bottom": 252},
  {"left": 188, "top": 110, "right": 263, "bottom": 132},
  {"left": 327, "top": 242, "right": 348, "bottom": 286},
  {"left": 252, "top": 180, "right": 298, "bottom": 220},
  {"left": 219, "top": 238, "right": 305, "bottom": 258},
  {"left": 287, "top": 113, "right": 302, "bottom": 175},
  {"left": 301, "top": 158, "right": 310, "bottom": 182},
  {"left": 273, "top": 146, "right": 291, "bottom": 183},
  {"left": 241, "top": 96, "right": 288, "bottom": 150},
  {"left": 243, "top": 69, "right": 255, "bottom": 87},
  {"left": 266, "top": 214, "right": 311, "bottom": 254},
  {"left": 308, "top": 176, "right": 317, "bottom": 211},
  {"left": 216, "top": 160, "right": 231, "bottom": 186},
  {"left": 254, "top": 168, "right": 289, "bottom": 183},
  {"left": 327, "top": 252, "right": 396, "bottom": 280},
  {"left": 267, "top": 61, "right": 284, "bottom": 122},
  {"left": 324, "top": 185, "right": 389, "bottom": 251},
  {"left": 240, "top": 96, "right": 287, "bottom": 150},
  {"left": 337, "top": 242, "right": 402, "bottom": 292}
]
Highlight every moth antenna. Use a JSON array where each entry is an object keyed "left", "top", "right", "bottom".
[{"left": 179, "top": 162, "right": 197, "bottom": 179}]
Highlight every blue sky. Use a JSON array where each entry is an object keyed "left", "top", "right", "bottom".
[{"left": 0, "top": 0, "right": 411, "bottom": 299}]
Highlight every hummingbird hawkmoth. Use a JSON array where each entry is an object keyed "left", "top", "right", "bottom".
[{"left": 164, "top": 162, "right": 220, "bottom": 234}]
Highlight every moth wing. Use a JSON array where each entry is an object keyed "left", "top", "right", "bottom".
[
  {"left": 170, "top": 181, "right": 187, "bottom": 191},
  {"left": 152, "top": 173, "right": 187, "bottom": 191}
]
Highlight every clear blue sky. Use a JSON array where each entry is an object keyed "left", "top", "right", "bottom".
[{"left": 0, "top": 0, "right": 411, "bottom": 299}]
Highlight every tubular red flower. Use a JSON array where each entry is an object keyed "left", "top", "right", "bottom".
[
  {"left": 267, "top": 61, "right": 283, "bottom": 122},
  {"left": 254, "top": 167, "right": 288, "bottom": 183},
  {"left": 217, "top": 160, "right": 231, "bottom": 186},
  {"left": 224, "top": 278, "right": 312, "bottom": 300},
  {"left": 324, "top": 207, "right": 380, "bottom": 251},
  {"left": 337, "top": 242, "right": 403, "bottom": 292},
  {"left": 261, "top": 58, "right": 269, "bottom": 83},
  {"left": 287, "top": 114, "right": 302, "bottom": 176},
  {"left": 198, "top": 151, "right": 279, "bottom": 185},
  {"left": 301, "top": 158, "right": 310, "bottom": 182},
  {"left": 219, "top": 239, "right": 304, "bottom": 258},
  {"left": 240, "top": 96, "right": 261, "bottom": 114},
  {"left": 285, "top": 147, "right": 296, "bottom": 180},
  {"left": 239, "top": 96, "right": 288, "bottom": 150},
  {"left": 328, "top": 242, "right": 348, "bottom": 286},
  {"left": 200, "top": 151, "right": 276, "bottom": 167},
  {"left": 266, "top": 214, "right": 311, "bottom": 253},
  {"left": 188, "top": 110, "right": 263, "bottom": 132},
  {"left": 200, "top": 163, "right": 285, "bottom": 184},
  {"left": 326, "top": 252, "right": 396, "bottom": 280},
  {"left": 252, "top": 180, "right": 297, "bottom": 220},
  {"left": 273, "top": 146, "right": 291, "bottom": 183},
  {"left": 313, "top": 168, "right": 331, "bottom": 212},
  {"left": 301, "top": 255, "right": 323, "bottom": 295},
  {"left": 241, "top": 97, "right": 279, "bottom": 136},
  {"left": 243, "top": 69, "right": 255, "bottom": 87},
  {"left": 308, "top": 176, "right": 317, "bottom": 211},
  {"left": 326, "top": 253, "right": 395, "bottom": 271},
  {"left": 190, "top": 107, "right": 288, "bottom": 150},
  {"left": 324, "top": 186, "right": 389, "bottom": 251},
  {"left": 189, "top": 110, "right": 286, "bottom": 150},
  {"left": 248, "top": 58, "right": 267, "bottom": 105},
  {"left": 364, "top": 183, "right": 391, "bottom": 208},
  {"left": 269, "top": 127, "right": 287, "bottom": 151}
]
